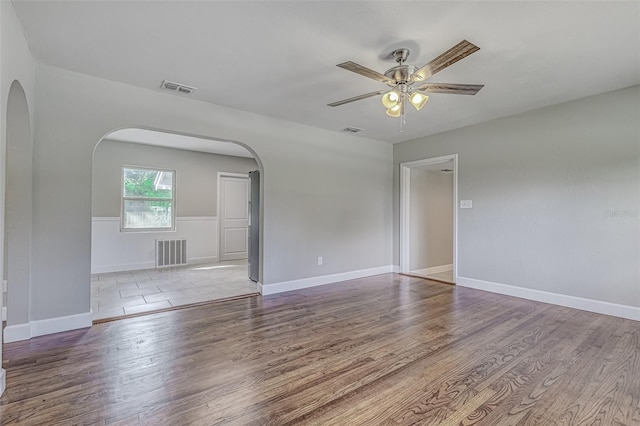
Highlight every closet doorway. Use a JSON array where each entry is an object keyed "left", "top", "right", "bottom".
[{"left": 400, "top": 154, "right": 457, "bottom": 284}]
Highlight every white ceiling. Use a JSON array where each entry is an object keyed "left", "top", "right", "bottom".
[
  {"left": 106, "top": 128, "right": 254, "bottom": 158},
  {"left": 13, "top": 1, "right": 640, "bottom": 144}
]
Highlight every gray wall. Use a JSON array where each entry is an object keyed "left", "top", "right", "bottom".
[
  {"left": 395, "top": 85, "right": 640, "bottom": 307},
  {"left": 409, "top": 169, "right": 453, "bottom": 270},
  {"left": 27, "top": 63, "right": 392, "bottom": 322},
  {"left": 92, "top": 139, "right": 258, "bottom": 217},
  {"left": 1, "top": 0, "right": 36, "bottom": 360}
]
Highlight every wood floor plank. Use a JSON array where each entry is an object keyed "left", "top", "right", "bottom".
[
  {"left": 1, "top": 273, "right": 638, "bottom": 425},
  {"left": 300, "top": 306, "right": 569, "bottom": 425},
  {"left": 459, "top": 311, "right": 603, "bottom": 425},
  {"left": 439, "top": 311, "right": 594, "bottom": 425}
]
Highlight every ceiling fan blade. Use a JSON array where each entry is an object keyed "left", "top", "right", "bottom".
[
  {"left": 337, "top": 61, "right": 392, "bottom": 84},
  {"left": 415, "top": 83, "right": 484, "bottom": 95},
  {"left": 328, "top": 90, "right": 386, "bottom": 107},
  {"left": 411, "top": 40, "right": 480, "bottom": 82}
]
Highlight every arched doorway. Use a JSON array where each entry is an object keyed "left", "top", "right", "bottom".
[
  {"left": 4, "top": 80, "right": 33, "bottom": 333},
  {"left": 90, "top": 128, "right": 263, "bottom": 321}
]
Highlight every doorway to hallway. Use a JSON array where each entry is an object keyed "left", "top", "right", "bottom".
[{"left": 400, "top": 154, "right": 458, "bottom": 284}]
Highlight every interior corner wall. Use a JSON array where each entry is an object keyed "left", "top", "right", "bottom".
[
  {"left": 30, "top": 63, "right": 393, "bottom": 324},
  {"left": 394, "top": 85, "right": 640, "bottom": 309}
]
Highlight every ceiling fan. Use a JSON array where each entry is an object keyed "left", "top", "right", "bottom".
[{"left": 328, "top": 40, "right": 484, "bottom": 126}]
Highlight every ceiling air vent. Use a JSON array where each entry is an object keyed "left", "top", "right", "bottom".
[
  {"left": 161, "top": 80, "right": 197, "bottom": 94},
  {"left": 342, "top": 127, "right": 363, "bottom": 133}
]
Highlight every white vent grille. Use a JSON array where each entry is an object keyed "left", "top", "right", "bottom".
[
  {"left": 156, "top": 239, "right": 187, "bottom": 267},
  {"left": 161, "top": 80, "right": 196, "bottom": 94},
  {"left": 342, "top": 126, "right": 364, "bottom": 133}
]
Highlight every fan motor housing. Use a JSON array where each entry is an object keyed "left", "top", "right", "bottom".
[{"left": 384, "top": 65, "right": 418, "bottom": 84}]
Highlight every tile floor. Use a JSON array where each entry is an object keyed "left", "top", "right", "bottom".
[
  {"left": 91, "top": 259, "right": 258, "bottom": 321},
  {"left": 410, "top": 268, "right": 455, "bottom": 283}
]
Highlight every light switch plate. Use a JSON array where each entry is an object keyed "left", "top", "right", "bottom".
[{"left": 460, "top": 200, "right": 473, "bottom": 209}]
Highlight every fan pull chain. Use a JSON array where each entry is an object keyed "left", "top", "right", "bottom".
[{"left": 400, "top": 96, "right": 406, "bottom": 132}]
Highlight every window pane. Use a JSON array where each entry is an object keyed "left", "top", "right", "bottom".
[
  {"left": 123, "top": 168, "right": 173, "bottom": 199},
  {"left": 123, "top": 200, "right": 172, "bottom": 229}
]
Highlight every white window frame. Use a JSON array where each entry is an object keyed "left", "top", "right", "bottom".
[{"left": 121, "top": 165, "right": 176, "bottom": 232}]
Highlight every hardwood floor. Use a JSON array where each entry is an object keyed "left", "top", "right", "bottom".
[{"left": 1, "top": 273, "right": 638, "bottom": 425}]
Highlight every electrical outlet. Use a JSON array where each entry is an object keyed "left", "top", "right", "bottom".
[
  {"left": 460, "top": 200, "right": 473, "bottom": 209},
  {"left": 317, "top": 257, "right": 323, "bottom": 266},
  {"left": 2, "top": 280, "right": 7, "bottom": 293}
]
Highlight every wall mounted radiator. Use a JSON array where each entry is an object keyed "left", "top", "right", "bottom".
[{"left": 156, "top": 239, "right": 187, "bottom": 267}]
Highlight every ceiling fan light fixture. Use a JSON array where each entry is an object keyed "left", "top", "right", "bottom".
[
  {"left": 409, "top": 92, "right": 429, "bottom": 110},
  {"left": 381, "top": 90, "right": 400, "bottom": 108},
  {"left": 386, "top": 104, "right": 401, "bottom": 118},
  {"left": 328, "top": 40, "right": 483, "bottom": 129}
]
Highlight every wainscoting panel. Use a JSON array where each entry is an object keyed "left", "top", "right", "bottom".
[{"left": 91, "top": 217, "right": 218, "bottom": 274}]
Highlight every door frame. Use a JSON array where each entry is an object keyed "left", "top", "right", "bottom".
[
  {"left": 400, "top": 154, "right": 458, "bottom": 282},
  {"left": 216, "top": 172, "right": 249, "bottom": 262}
]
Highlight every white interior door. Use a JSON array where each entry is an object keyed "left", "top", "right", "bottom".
[{"left": 219, "top": 175, "right": 249, "bottom": 261}]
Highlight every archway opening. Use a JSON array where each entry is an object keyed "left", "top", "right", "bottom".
[
  {"left": 90, "top": 128, "right": 263, "bottom": 322},
  {"left": 4, "top": 80, "right": 33, "bottom": 331}
]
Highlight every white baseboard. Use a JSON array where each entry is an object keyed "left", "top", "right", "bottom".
[
  {"left": 0, "top": 368, "right": 5, "bottom": 397},
  {"left": 457, "top": 276, "right": 640, "bottom": 322},
  {"left": 3, "top": 322, "right": 32, "bottom": 343},
  {"left": 392, "top": 265, "right": 400, "bottom": 273},
  {"left": 412, "top": 264, "right": 453, "bottom": 275},
  {"left": 188, "top": 256, "right": 218, "bottom": 265},
  {"left": 31, "top": 312, "right": 92, "bottom": 338},
  {"left": 4, "top": 311, "right": 93, "bottom": 343},
  {"left": 92, "top": 257, "right": 220, "bottom": 274},
  {"left": 261, "top": 265, "right": 395, "bottom": 296},
  {"left": 92, "top": 261, "right": 155, "bottom": 274}
]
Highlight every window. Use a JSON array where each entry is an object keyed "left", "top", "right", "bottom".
[{"left": 122, "top": 167, "right": 175, "bottom": 231}]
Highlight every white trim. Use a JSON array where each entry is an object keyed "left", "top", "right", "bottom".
[
  {"left": 31, "top": 312, "right": 93, "bottom": 338},
  {"left": 94, "top": 216, "right": 218, "bottom": 222},
  {"left": 3, "top": 322, "right": 32, "bottom": 343},
  {"left": 3, "top": 312, "right": 93, "bottom": 343},
  {"left": 0, "top": 369, "right": 5, "bottom": 397},
  {"left": 92, "top": 257, "right": 219, "bottom": 274},
  {"left": 176, "top": 216, "right": 217, "bottom": 222},
  {"left": 400, "top": 154, "right": 458, "bottom": 283},
  {"left": 261, "top": 265, "right": 395, "bottom": 296},
  {"left": 392, "top": 265, "right": 400, "bottom": 273},
  {"left": 92, "top": 216, "right": 119, "bottom": 222},
  {"left": 457, "top": 276, "right": 640, "bottom": 322},
  {"left": 92, "top": 261, "right": 155, "bottom": 274},
  {"left": 411, "top": 264, "right": 453, "bottom": 275},
  {"left": 216, "top": 172, "right": 250, "bottom": 179},
  {"left": 188, "top": 256, "right": 218, "bottom": 264},
  {"left": 2, "top": 306, "right": 6, "bottom": 321}
]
